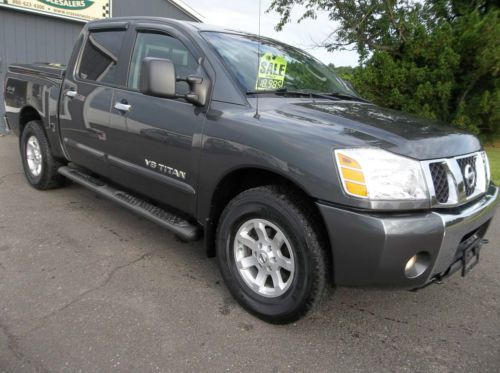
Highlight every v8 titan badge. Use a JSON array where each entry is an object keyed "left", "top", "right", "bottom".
[{"left": 255, "top": 53, "right": 288, "bottom": 91}]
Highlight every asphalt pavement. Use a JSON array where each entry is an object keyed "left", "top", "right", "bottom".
[{"left": 0, "top": 133, "right": 499, "bottom": 372}]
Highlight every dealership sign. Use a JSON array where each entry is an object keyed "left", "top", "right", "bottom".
[{"left": 0, "top": 0, "right": 111, "bottom": 22}]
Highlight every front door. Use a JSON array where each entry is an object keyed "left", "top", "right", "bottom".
[{"left": 109, "top": 29, "right": 207, "bottom": 215}]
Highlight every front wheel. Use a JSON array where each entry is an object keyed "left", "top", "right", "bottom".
[{"left": 216, "top": 186, "right": 329, "bottom": 324}]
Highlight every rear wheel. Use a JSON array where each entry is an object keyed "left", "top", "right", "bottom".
[
  {"left": 20, "top": 120, "right": 65, "bottom": 190},
  {"left": 216, "top": 185, "right": 329, "bottom": 324}
]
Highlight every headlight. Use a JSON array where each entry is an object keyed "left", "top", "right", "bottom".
[{"left": 334, "top": 148, "right": 428, "bottom": 200}]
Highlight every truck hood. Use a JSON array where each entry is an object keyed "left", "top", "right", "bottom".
[{"left": 258, "top": 99, "right": 481, "bottom": 160}]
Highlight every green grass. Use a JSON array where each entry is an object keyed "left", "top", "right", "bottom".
[{"left": 486, "top": 147, "right": 500, "bottom": 185}]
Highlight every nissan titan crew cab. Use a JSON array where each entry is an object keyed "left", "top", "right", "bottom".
[{"left": 3, "top": 18, "right": 498, "bottom": 324}]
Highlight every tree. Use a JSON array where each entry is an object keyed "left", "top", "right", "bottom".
[
  {"left": 269, "top": 0, "right": 500, "bottom": 139},
  {"left": 328, "top": 64, "right": 356, "bottom": 81}
]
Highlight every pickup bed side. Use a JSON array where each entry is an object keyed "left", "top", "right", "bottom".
[{"left": 5, "top": 63, "right": 66, "bottom": 160}]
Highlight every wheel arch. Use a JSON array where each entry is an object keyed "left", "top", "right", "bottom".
[
  {"left": 18, "top": 105, "right": 43, "bottom": 136},
  {"left": 17, "top": 105, "right": 67, "bottom": 161},
  {"left": 204, "top": 166, "right": 332, "bottom": 277}
]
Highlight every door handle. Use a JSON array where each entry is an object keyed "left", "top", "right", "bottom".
[
  {"left": 114, "top": 102, "right": 131, "bottom": 113},
  {"left": 66, "top": 90, "right": 77, "bottom": 98}
]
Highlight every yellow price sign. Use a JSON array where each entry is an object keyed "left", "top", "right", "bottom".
[{"left": 255, "top": 53, "right": 288, "bottom": 91}]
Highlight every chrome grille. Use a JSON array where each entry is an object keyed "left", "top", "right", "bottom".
[
  {"left": 429, "top": 163, "right": 449, "bottom": 203},
  {"left": 457, "top": 155, "right": 477, "bottom": 196},
  {"left": 422, "top": 152, "right": 489, "bottom": 207}
]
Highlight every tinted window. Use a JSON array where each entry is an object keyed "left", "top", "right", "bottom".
[
  {"left": 128, "top": 32, "right": 198, "bottom": 94},
  {"left": 79, "top": 30, "right": 126, "bottom": 84}
]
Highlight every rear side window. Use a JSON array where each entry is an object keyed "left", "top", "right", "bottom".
[
  {"left": 78, "top": 30, "right": 126, "bottom": 85},
  {"left": 128, "top": 32, "right": 198, "bottom": 94}
]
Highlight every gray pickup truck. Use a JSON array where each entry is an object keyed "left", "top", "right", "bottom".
[{"left": 3, "top": 17, "right": 498, "bottom": 324}]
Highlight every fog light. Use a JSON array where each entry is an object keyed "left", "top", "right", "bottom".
[
  {"left": 405, "top": 255, "right": 417, "bottom": 272},
  {"left": 404, "top": 252, "right": 430, "bottom": 279}
]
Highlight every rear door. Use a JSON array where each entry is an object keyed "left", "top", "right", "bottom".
[
  {"left": 59, "top": 24, "right": 129, "bottom": 176},
  {"left": 109, "top": 25, "right": 208, "bottom": 215}
]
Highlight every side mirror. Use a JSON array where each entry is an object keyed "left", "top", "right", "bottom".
[
  {"left": 140, "top": 57, "right": 176, "bottom": 99},
  {"left": 140, "top": 57, "right": 210, "bottom": 107},
  {"left": 177, "top": 74, "right": 210, "bottom": 107}
]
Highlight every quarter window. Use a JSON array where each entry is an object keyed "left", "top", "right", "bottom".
[
  {"left": 128, "top": 32, "right": 198, "bottom": 94},
  {"left": 78, "top": 30, "right": 126, "bottom": 84}
]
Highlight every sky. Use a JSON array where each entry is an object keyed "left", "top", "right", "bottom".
[{"left": 180, "top": 0, "right": 359, "bottom": 67}]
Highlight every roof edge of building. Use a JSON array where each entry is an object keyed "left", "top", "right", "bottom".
[{"left": 166, "top": 0, "right": 204, "bottom": 22}]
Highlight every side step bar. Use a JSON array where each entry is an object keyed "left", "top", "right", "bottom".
[{"left": 58, "top": 166, "right": 202, "bottom": 241}]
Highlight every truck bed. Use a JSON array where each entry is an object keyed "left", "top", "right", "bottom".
[
  {"left": 4, "top": 62, "right": 66, "bottom": 161},
  {"left": 8, "top": 63, "right": 66, "bottom": 80}
]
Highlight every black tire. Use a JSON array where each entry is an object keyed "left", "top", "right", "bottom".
[
  {"left": 20, "top": 120, "right": 65, "bottom": 190},
  {"left": 216, "top": 185, "right": 329, "bottom": 324}
]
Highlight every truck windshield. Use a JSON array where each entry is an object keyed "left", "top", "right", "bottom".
[{"left": 202, "top": 31, "right": 358, "bottom": 97}]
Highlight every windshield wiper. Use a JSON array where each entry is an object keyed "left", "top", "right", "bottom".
[
  {"left": 246, "top": 88, "right": 337, "bottom": 101},
  {"left": 328, "top": 91, "right": 368, "bottom": 102},
  {"left": 245, "top": 88, "right": 288, "bottom": 95},
  {"left": 291, "top": 89, "right": 341, "bottom": 101},
  {"left": 246, "top": 88, "right": 367, "bottom": 102}
]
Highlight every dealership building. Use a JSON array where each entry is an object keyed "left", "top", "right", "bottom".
[{"left": 0, "top": 0, "right": 202, "bottom": 129}]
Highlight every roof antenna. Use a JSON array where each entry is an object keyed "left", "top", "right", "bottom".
[{"left": 254, "top": 0, "right": 262, "bottom": 119}]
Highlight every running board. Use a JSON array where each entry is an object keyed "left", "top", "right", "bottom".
[{"left": 58, "top": 166, "right": 201, "bottom": 241}]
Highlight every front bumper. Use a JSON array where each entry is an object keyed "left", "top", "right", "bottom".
[{"left": 317, "top": 184, "right": 499, "bottom": 289}]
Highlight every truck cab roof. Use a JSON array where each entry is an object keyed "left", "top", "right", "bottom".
[{"left": 87, "top": 16, "right": 248, "bottom": 35}]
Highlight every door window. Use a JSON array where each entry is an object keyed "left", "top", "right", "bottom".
[
  {"left": 78, "top": 30, "right": 126, "bottom": 85},
  {"left": 128, "top": 32, "right": 198, "bottom": 94}
]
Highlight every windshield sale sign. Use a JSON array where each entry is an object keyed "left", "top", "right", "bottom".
[
  {"left": 0, "top": 0, "right": 111, "bottom": 22},
  {"left": 255, "top": 53, "right": 288, "bottom": 91}
]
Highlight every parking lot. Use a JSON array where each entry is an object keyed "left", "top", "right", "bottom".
[{"left": 0, "top": 133, "right": 499, "bottom": 372}]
